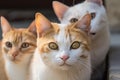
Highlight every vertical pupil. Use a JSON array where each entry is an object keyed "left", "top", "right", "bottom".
[
  {"left": 52, "top": 44, "right": 55, "bottom": 48},
  {"left": 23, "top": 44, "right": 26, "bottom": 47},
  {"left": 22, "top": 43, "right": 29, "bottom": 48}
]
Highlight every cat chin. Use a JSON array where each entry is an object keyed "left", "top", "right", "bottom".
[
  {"left": 59, "top": 64, "right": 72, "bottom": 70},
  {"left": 52, "top": 65, "right": 71, "bottom": 71},
  {"left": 8, "top": 57, "right": 21, "bottom": 63},
  {"left": 51, "top": 63, "right": 73, "bottom": 71},
  {"left": 59, "top": 67, "right": 70, "bottom": 70}
]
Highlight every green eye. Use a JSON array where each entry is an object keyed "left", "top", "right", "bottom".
[
  {"left": 5, "top": 41, "right": 12, "bottom": 48},
  {"left": 21, "top": 42, "right": 29, "bottom": 48},
  {"left": 70, "top": 41, "right": 81, "bottom": 49},
  {"left": 48, "top": 42, "right": 58, "bottom": 50}
]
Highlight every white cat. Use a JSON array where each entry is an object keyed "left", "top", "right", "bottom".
[
  {"left": 53, "top": 0, "right": 110, "bottom": 67},
  {"left": 30, "top": 12, "right": 92, "bottom": 80}
]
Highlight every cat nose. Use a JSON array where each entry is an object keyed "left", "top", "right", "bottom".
[
  {"left": 60, "top": 55, "right": 69, "bottom": 61},
  {"left": 12, "top": 53, "right": 18, "bottom": 58}
]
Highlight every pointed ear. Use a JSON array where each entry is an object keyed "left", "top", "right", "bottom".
[
  {"left": 52, "top": 1, "right": 69, "bottom": 21},
  {"left": 35, "top": 12, "right": 52, "bottom": 37},
  {"left": 86, "top": 0, "right": 103, "bottom": 6},
  {"left": 76, "top": 13, "right": 91, "bottom": 34},
  {"left": 0, "top": 16, "right": 12, "bottom": 37},
  {"left": 27, "top": 21, "right": 37, "bottom": 36}
]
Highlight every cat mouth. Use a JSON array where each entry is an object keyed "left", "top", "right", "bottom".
[
  {"left": 10, "top": 57, "right": 20, "bottom": 62},
  {"left": 60, "top": 63, "right": 72, "bottom": 67}
]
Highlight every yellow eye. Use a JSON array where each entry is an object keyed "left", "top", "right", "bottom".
[
  {"left": 48, "top": 42, "right": 58, "bottom": 50},
  {"left": 70, "top": 41, "right": 81, "bottom": 49},
  {"left": 21, "top": 42, "right": 29, "bottom": 48}
]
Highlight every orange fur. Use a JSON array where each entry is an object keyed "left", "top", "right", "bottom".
[
  {"left": 35, "top": 13, "right": 91, "bottom": 55},
  {"left": 0, "top": 16, "right": 36, "bottom": 80},
  {"left": 0, "top": 43, "right": 8, "bottom": 80},
  {"left": 38, "top": 23, "right": 91, "bottom": 55},
  {"left": 30, "top": 12, "right": 92, "bottom": 80}
]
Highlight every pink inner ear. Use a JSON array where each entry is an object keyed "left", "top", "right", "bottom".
[
  {"left": 76, "top": 14, "right": 91, "bottom": 34},
  {"left": 28, "top": 21, "right": 37, "bottom": 35},
  {"left": 52, "top": 1, "right": 69, "bottom": 20},
  {"left": 1, "top": 16, "right": 12, "bottom": 36},
  {"left": 35, "top": 13, "right": 52, "bottom": 37},
  {"left": 86, "top": 0, "right": 103, "bottom": 6}
]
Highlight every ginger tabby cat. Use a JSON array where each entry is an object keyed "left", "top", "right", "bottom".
[{"left": 0, "top": 16, "right": 36, "bottom": 80}]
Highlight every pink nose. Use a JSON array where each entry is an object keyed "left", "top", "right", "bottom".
[
  {"left": 60, "top": 55, "right": 69, "bottom": 61},
  {"left": 12, "top": 53, "right": 18, "bottom": 58}
]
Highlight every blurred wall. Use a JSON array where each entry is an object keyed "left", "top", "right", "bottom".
[{"left": 106, "top": 0, "right": 120, "bottom": 33}]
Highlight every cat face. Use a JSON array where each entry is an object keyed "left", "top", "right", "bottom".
[
  {"left": 35, "top": 13, "right": 91, "bottom": 70},
  {"left": 53, "top": 0, "right": 107, "bottom": 36},
  {"left": 1, "top": 17, "right": 36, "bottom": 63}
]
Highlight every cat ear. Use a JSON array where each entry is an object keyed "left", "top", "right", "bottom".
[
  {"left": 0, "top": 16, "right": 12, "bottom": 37},
  {"left": 52, "top": 1, "right": 69, "bottom": 21},
  {"left": 86, "top": 0, "right": 103, "bottom": 6},
  {"left": 76, "top": 13, "right": 91, "bottom": 34},
  {"left": 27, "top": 21, "right": 37, "bottom": 36},
  {"left": 35, "top": 12, "right": 52, "bottom": 37}
]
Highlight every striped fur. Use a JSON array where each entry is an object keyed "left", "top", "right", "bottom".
[
  {"left": 30, "top": 13, "right": 92, "bottom": 80},
  {"left": 0, "top": 16, "right": 36, "bottom": 80}
]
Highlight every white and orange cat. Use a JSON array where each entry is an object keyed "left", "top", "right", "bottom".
[
  {"left": 53, "top": 0, "right": 110, "bottom": 67},
  {"left": 30, "top": 12, "right": 92, "bottom": 80},
  {"left": 0, "top": 17, "right": 36, "bottom": 80}
]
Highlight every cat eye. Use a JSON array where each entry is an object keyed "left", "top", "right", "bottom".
[
  {"left": 5, "top": 42, "right": 12, "bottom": 48},
  {"left": 21, "top": 42, "right": 29, "bottom": 48},
  {"left": 48, "top": 42, "right": 58, "bottom": 50},
  {"left": 90, "top": 32, "right": 96, "bottom": 35},
  {"left": 91, "top": 13, "right": 96, "bottom": 19},
  {"left": 70, "top": 18, "right": 78, "bottom": 23},
  {"left": 70, "top": 41, "right": 81, "bottom": 49}
]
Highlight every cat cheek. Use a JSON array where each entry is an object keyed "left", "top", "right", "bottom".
[
  {"left": 41, "top": 53, "right": 52, "bottom": 64},
  {"left": 39, "top": 47, "right": 50, "bottom": 54},
  {"left": 41, "top": 55, "right": 48, "bottom": 60},
  {"left": 7, "top": 54, "right": 14, "bottom": 61},
  {"left": 3, "top": 47, "right": 9, "bottom": 53},
  {"left": 66, "top": 57, "right": 77, "bottom": 65},
  {"left": 54, "top": 55, "right": 64, "bottom": 66},
  {"left": 57, "top": 58, "right": 64, "bottom": 65}
]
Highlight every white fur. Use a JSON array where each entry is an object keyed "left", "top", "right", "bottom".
[
  {"left": 30, "top": 24, "right": 91, "bottom": 80},
  {"left": 4, "top": 53, "right": 32, "bottom": 80},
  {"left": 59, "top": 1, "right": 110, "bottom": 67}
]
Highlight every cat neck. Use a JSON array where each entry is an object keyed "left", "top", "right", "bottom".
[{"left": 91, "top": 25, "right": 110, "bottom": 67}]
